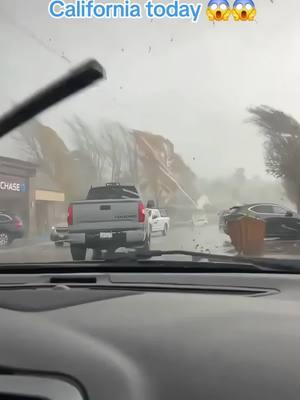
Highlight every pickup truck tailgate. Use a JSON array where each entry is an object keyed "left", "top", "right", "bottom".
[{"left": 70, "top": 199, "right": 142, "bottom": 233}]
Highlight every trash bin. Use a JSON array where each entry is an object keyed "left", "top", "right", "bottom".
[
  {"left": 228, "top": 215, "right": 265, "bottom": 256},
  {"left": 227, "top": 219, "right": 243, "bottom": 254}
]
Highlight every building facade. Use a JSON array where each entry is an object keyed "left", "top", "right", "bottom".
[
  {"left": 30, "top": 170, "right": 66, "bottom": 235},
  {"left": 0, "top": 156, "right": 36, "bottom": 234},
  {"left": 0, "top": 157, "right": 67, "bottom": 236}
]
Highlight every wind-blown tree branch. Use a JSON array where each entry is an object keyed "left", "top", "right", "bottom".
[
  {"left": 123, "top": 133, "right": 138, "bottom": 184},
  {"left": 104, "top": 132, "right": 123, "bottom": 182},
  {"left": 102, "top": 123, "right": 133, "bottom": 183},
  {"left": 70, "top": 119, "right": 133, "bottom": 184},
  {"left": 14, "top": 119, "right": 79, "bottom": 201},
  {"left": 14, "top": 117, "right": 199, "bottom": 209},
  {"left": 66, "top": 117, "right": 108, "bottom": 188},
  {"left": 248, "top": 105, "right": 300, "bottom": 210}
]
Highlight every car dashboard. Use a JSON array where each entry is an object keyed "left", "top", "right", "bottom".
[{"left": 0, "top": 270, "right": 300, "bottom": 400}]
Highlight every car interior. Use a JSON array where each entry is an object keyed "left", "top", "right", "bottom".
[{"left": 0, "top": 57, "right": 300, "bottom": 400}]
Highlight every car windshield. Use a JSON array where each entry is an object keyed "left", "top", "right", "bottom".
[{"left": 0, "top": 0, "right": 299, "bottom": 263}]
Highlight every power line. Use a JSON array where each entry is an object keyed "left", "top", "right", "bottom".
[{"left": 0, "top": 7, "right": 72, "bottom": 65}]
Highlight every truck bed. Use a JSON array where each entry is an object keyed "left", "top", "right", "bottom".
[
  {"left": 69, "top": 198, "right": 143, "bottom": 233},
  {"left": 67, "top": 184, "right": 150, "bottom": 251}
]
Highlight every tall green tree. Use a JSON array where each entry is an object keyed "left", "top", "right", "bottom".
[{"left": 248, "top": 105, "right": 300, "bottom": 211}]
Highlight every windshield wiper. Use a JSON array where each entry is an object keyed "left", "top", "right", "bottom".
[
  {"left": 0, "top": 59, "right": 106, "bottom": 137},
  {"left": 0, "top": 260, "right": 264, "bottom": 273},
  {"left": 96, "top": 249, "right": 271, "bottom": 263},
  {"left": 1, "top": 250, "right": 300, "bottom": 274},
  {"left": 99, "top": 249, "right": 240, "bottom": 262},
  {"left": 91, "top": 249, "right": 300, "bottom": 273}
]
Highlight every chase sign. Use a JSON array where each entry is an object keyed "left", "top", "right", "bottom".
[{"left": 0, "top": 175, "right": 27, "bottom": 193}]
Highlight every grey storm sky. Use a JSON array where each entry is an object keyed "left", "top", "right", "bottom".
[{"left": 0, "top": 0, "right": 299, "bottom": 179}]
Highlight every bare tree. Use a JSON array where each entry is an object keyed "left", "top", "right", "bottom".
[
  {"left": 14, "top": 117, "right": 200, "bottom": 209},
  {"left": 14, "top": 119, "right": 79, "bottom": 201},
  {"left": 67, "top": 117, "right": 108, "bottom": 186},
  {"left": 124, "top": 134, "right": 138, "bottom": 184},
  {"left": 101, "top": 123, "right": 133, "bottom": 183}
]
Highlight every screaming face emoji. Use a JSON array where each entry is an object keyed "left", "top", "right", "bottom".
[
  {"left": 206, "top": 0, "right": 231, "bottom": 21},
  {"left": 232, "top": 0, "right": 256, "bottom": 21}
]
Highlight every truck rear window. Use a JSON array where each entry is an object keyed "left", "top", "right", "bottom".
[{"left": 87, "top": 186, "right": 139, "bottom": 200}]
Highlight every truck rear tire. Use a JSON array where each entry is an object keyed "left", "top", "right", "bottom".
[
  {"left": 70, "top": 245, "right": 86, "bottom": 261},
  {"left": 142, "top": 235, "right": 151, "bottom": 251}
]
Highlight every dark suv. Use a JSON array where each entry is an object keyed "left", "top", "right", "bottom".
[
  {"left": 0, "top": 211, "right": 24, "bottom": 248},
  {"left": 221, "top": 203, "right": 300, "bottom": 240}
]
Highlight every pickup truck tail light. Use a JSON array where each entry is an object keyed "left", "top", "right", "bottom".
[
  {"left": 67, "top": 205, "right": 73, "bottom": 225},
  {"left": 138, "top": 202, "right": 145, "bottom": 223}
]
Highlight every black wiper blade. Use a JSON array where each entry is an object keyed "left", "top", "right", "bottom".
[
  {"left": 0, "top": 252, "right": 299, "bottom": 274},
  {"left": 100, "top": 249, "right": 249, "bottom": 262},
  {"left": 97, "top": 249, "right": 300, "bottom": 273},
  {"left": 0, "top": 59, "right": 106, "bottom": 137},
  {"left": 0, "top": 260, "right": 263, "bottom": 274}
]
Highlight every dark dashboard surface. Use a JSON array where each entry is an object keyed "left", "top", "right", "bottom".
[{"left": 0, "top": 272, "right": 300, "bottom": 400}]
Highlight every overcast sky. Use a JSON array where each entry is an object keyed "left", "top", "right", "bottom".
[{"left": 0, "top": 0, "right": 299, "bottom": 180}]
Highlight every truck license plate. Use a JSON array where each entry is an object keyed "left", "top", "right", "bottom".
[{"left": 100, "top": 232, "right": 113, "bottom": 239}]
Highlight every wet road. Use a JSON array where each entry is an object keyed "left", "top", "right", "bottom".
[{"left": 0, "top": 224, "right": 229, "bottom": 263}]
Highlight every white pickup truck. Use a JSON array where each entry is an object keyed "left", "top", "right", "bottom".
[{"left": 147, "top": 208, "right": 170, "bottom": 236}]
